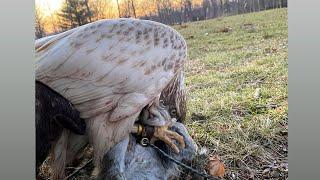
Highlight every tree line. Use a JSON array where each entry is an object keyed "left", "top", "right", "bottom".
[{"left": 35, "top": 0, "right": 287, "bottom": 39}]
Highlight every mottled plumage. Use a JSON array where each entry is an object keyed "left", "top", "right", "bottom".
[{"left": 35, "top": 18, "right": 187, "bottom": 179}]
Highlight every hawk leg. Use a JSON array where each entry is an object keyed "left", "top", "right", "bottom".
[{"left": 140, "top": 99, "right": 186, "bottom": 154}]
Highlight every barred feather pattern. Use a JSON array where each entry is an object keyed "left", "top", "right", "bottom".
[{"left": 35, "top": 18, "right": 188, "bottom": 178}]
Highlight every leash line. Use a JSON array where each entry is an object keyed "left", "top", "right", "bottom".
[{"left": 146, "top": 141, "right": 220, "bottom": 180}]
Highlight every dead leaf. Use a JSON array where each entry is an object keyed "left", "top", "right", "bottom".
[
  {"left": 206, "top": 154, "right": 225, "bottom": 178},
  {"left": 179, "top": 24, "right": 188, "bottom": 29},
  {"left": 217, "top": 27, "right": 233, "bottom": 33},
  {"left": 186, "top": 35, "right": 194, "bottom": 40}
]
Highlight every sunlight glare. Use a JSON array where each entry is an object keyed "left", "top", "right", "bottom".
[{"left": 35, "top": 0, "right": 63, "bottom": 16}]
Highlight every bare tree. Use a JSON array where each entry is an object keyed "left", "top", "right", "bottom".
[
  {"left": 45, "top": 0, "right": 59, "bottom": 33},
  {"left": 219, "top": 0, "right": 224, "bottom": 16},
  {"left": 202, "top": 0, "right": 209, "bottom": 19},
  {"left": 237, "top": 0, "right": 241, "bottom": 13},
  {"left": 183, "top": 0, "right": 193, "bottom": 22},
  {"left": 90, "top": 0, "right": 117, "bottom": 20},
  {"left": 260, "top": 0, "right": 266, "bottom": 10},
  {"left": 119, "top": 0, "right": 134, "bottom": 18},
  {"left": 116, "top": 0, "right": 121, "bottom": 17},
  {"left": 84, "top": 0, "right": 93, "bottom": 22},
  {"left": 35, "top": 5, "right": 46, "bottom": 39},
  {"left": 90, "top": 0, "right": 106, "bottom": 19},
  {"left": 130, "top": 0, "right": 137, "bottom": 18},
  {"left": 257, "top": 0, "right": 261, "bottom": 11}
]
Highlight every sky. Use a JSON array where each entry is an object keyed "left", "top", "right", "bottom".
[
  {"left": 35, "top": 0, "right": 121, "bottom": 17},
  {"left": 35, "top": 0, "right": 64, "bottom": 16}
]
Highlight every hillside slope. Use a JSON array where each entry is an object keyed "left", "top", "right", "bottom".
[{"left": 175, "top": 8, "right": 288, "bottom": 179}]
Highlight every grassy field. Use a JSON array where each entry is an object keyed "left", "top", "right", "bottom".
[{"left": 173, "top": 8, "right": 288, "bottom": 179}]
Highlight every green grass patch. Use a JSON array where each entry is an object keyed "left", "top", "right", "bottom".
[{"left": 174, "top": 8, "right": 288, "bottom": 179}]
